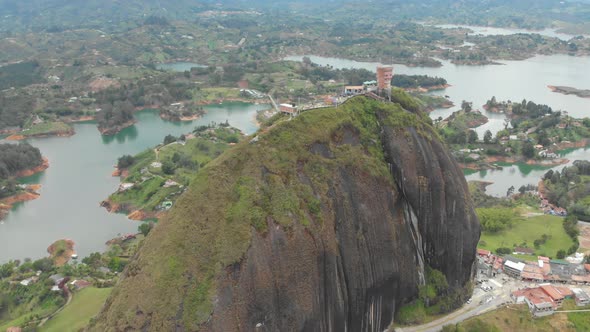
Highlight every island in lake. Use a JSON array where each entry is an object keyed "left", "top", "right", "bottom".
[{"left": 548, "top": 85, "right": 590, "bottom": 98}]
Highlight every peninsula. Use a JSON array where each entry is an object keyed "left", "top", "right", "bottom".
[{"left": 548, "top": 85, "right": 590, "bottom": 99}]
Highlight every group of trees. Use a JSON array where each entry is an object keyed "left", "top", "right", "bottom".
[
  {"left": 95, "top": 100, "right": 134, "bottom": 131},
  {"left": 92, "top": 77, "right": 200, "bottom": 130},
  {"left": 0, "top": 143, "right": 42, "bottom": 179},
  {"left": 510, "top": 99, "right": 553, "bottom": 119},
  {"left": 117, "top": 155, "right": 135, "bottom": 170},
  {"left": 391, "top": 75, "right": 447, "bottom": 89},
  {"left": 438, "top": 101, "right": 484, "bottom": 145},
  {"left": 476, "top": 207, "right": 515, "bottom": 233},
  {"left": 297, "top": 62, "right": 375, "bottom": 85},
  {"left": 0, "top": 61, "right": 43, "bottom": 91},
  {"left": 543, "top": 161, "right": 590, "bottom": 220},
  {"left": 297, "top": 60, "right": 449, "bottom": 90},
  {"left": 0, "top": 94, "right": 36, "bottom": 129}
]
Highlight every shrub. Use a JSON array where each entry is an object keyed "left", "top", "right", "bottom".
[
  {"left": 397, "top": 300, "right": 426, "bottom": 325},
  {"left": 163, "top": 134, "right": 177, "bottom": 145}
]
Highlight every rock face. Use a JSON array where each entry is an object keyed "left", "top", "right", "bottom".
[{"left": 91, "top": 96, "right": 480, "bottom": 332}]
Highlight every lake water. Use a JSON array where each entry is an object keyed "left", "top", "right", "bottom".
[
  {"left": 3, "top": 52, "right": 590, "bottom": 261},
  {"left": 156, "top": 62, "right": 206, "bottom": 72},
  {"left": 464, "top": 147, "right": 590, "bottom": 197},
  {"left": 0, "top": 102, "right": 266, "bottom": 263},
  {"left": 284, "top": 54, "right": 590, "bottom": 137},
  {"left": 284, "top": 54, "right": 590, "bottom": 197},
  {"left": 429, "top": 24, "right": 582, "bottom": 41}
]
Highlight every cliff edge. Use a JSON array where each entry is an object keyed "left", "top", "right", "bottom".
[{"left": 90, "top": 96, "right": 480, "bottom": 332}]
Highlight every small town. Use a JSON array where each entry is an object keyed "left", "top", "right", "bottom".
[{"left": 476, "top": 248, "right": 590, "bottom": 317}]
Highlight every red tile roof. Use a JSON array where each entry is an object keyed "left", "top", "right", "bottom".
[
  {"left": 572, "top": 275, "right": 590, "bottom": 283},
  {"left": 477, "top": 248, "right": 491, "bottom": 256},
  {"left": 555, "top": 286, "right": 574, "bottom": 298},
  {"left": 521, "top": 271, "right": 544, "bottom": 280},
  {"left": 519, "top": 288, "right": 557, "bottom": 308},
  {"left": 493, "top": 257, "right": 504, "bottom": 270},
  {"left": 541, "top": 285, "right": 564, "bottom": 301},
  {"left": 585, "top": 264, "right": 590, "bottom": 273}
]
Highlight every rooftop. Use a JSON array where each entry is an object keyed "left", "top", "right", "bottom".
[
  {"left": 477, "top": 248, "right": 491, "bottom": 256},
  {"left": 514, "top": 247, "right": 535, "bottom": 254},
  {"left": 572, "top": 275, "right": 590, "bottom": 283},
  {"left": 521, "top": 271, "right": 544, "bottom": 280},
  {"left": 573, "top": 288, "right": 590, "bottom": 301},
  {"left": 520, "top": 287, "right": 556, "bottom": 308},
  {"left": 540, "top": 285, "right": 564, "bottom": 301},
  {"left": 505, "top": 260, "right": 526, "bottom": 272}
]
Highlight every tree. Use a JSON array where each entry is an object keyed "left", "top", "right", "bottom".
[
  {"left": 162, "top": 160, "right": 176, "bottom": 175},
  {"left": 32, "top": 258, "right": 53, "bottom": 272},
  {"left": 543, "top": 169, "right": 554, "bottom": 180},
  {"left": 536, "top": 131, "right": 550, "bottom": 146},
  {"left": 521, "top": 142, "right": 535, "bottom": 159},
  {"left": 138, "top": 222, "right": 153, "bottom": 236},
  {"left": 108, "top": 257, "right": 124, "bottom": 272},
  {"left": 506, "top": 185, "right": 515, "bottom": 197},
  {"left": 0, "top": 261, "right": 17, "bottom": 279},
  {"left": 163, "top": 135, "right": 177, "bottom": 145},
  {"left": 82, "top": 252, "right": 103, "bottom": 268},
  {"left": 117, "top": 155, "right": 135, "bottom": 169},
  {"left": 467, "top": 130, "right": 478, "bottom": 143},
  {"left": 461, "top": 100, "right": 472, "bottom": 112},
  {"left": 518, "top": 185, "right": 526, "bottom": 195},
  {"left": 483, "top": 130, "right": 493, "bottom": 144},
  {"left": 556, "top": 250, "right": 566, "bottom": 259}
]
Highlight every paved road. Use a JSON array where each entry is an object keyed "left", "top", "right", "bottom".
[
  {"left": 395, "top": 290, "right": 510, "bottom": 332},
  {"left": 394, "top": 277, "right": 524, "bottom": 332},
  {"left": 394, "top": 275, "right": 590, "bottom": 332}
]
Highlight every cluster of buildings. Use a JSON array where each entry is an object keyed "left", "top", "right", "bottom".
[
  {"left": 276, "top": 65, "right": 395, "bottom": 117},
  {"left": 343, "top": 65, "right": 393, "bottom": 96},
  {"left": 537, "top": 187, "right": 568, "bottom": 216},
  {"left": 512, "top": 284, "right": 590, "bottom": 317},
  {"left": 478, "top": 249, "right": 590, "bottom": 285},
  {"left": 511, "top": 284, "right": 586, "bottom": 317},
  {"left": 478, "top": 249, "right": 590, "bottom": 316},
  {"left": 540, "top": 198, "right": 568, "bottom": 216}
]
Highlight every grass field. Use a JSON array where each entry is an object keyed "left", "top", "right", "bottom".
[
  {"left": 0, "top": 307, "right": 57, "bottom": 332},
  {"left": 456, "top": 300, "right": 590, "bottom": 332},
  {"left": 198, "top": 87, "right": 241, "bottom": 101},
  {"left": 22, "top": 122, "right": 72, "bottom": 136},
  {"left": 478, "top": 215, "right": 574, "bottom": 258},
  {"left": 42, "top": 287, "right": 112, "bottom": 332}
]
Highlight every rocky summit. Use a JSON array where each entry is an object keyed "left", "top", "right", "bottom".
[{"left": 90, "top": 95, "right": 480, "bottom": 332}]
